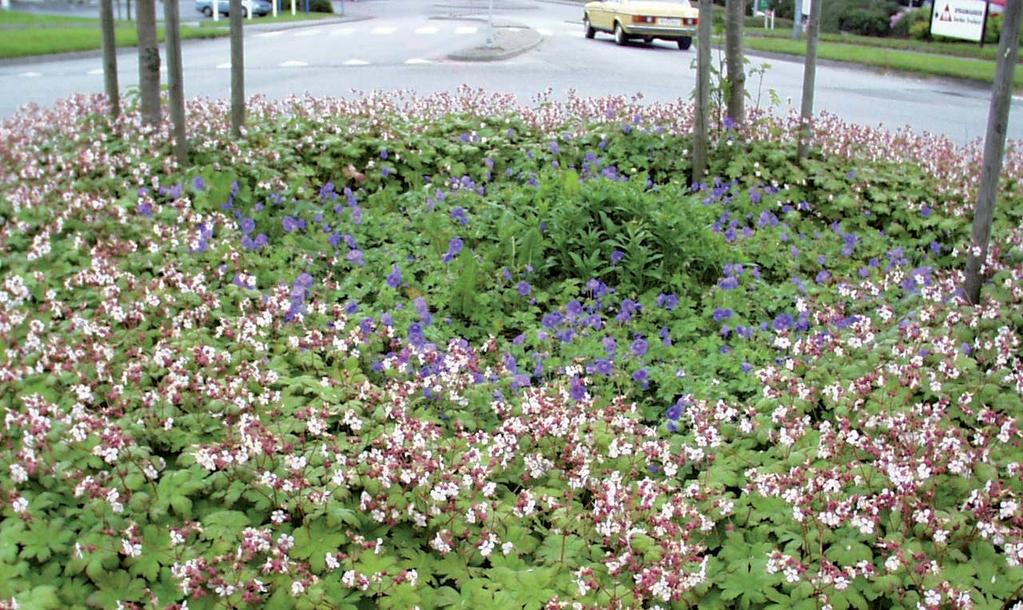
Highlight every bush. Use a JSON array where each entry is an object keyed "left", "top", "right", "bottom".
[
  {"left": 909, "top": 17, "right": 931, "bottom": 39},
  {"left": 838, "top": 7, "right": 892, "bottom": 35},
  {"left": 890, "top": 6, "right": 928, "bottom": 37},
  {"left": 984, "top": 13, "right": 1023, "bottom": 45},
  {"left": 308, "top": 0, "right": 332, "bottom": 13},
  {"left": 768, "top": 0, "right": 794, "bottom": 20}
]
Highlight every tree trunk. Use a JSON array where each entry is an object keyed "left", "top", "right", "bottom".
[
  {"left": 135, "top": 0, "right": 161, "bottom": 125},
  {"left": 795, "top": 0, "right": 820, "bottom": 161},
  {"left": 231, "top": 0, "right": 245, "bottom": 137},
  {"left": 99, "top": 0, "right": 120, "bottom": 118},
  {"left": 963, "top": 0, "right": 1021, "bottom": 304},
  {"left": 725, "top": 0, "right": 746, "bottom": 125},
  {"left": 792, "top": 0, "right": 800, "bottom": 39},
  {"left": 164, "top": 0, "right": 188, "bottom": 165},
  {"left": 692, "top": 0, "right": 713, "bottom": 183}
]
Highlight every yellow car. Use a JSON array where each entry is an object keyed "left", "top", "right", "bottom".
[{"left": 583, "top": 0, "right": 699, "bottom": 50}]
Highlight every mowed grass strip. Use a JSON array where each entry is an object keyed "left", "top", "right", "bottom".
[
  {"left": 0, "top": 10, "right": 335, "bottom": 59},
  {"left": 740, "top": 36, "right": 1019, "bottom": 87}
]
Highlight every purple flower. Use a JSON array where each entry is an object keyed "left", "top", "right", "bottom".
[
  {"left": 413, "top": 297, "right": 432, "bottom": 325},
  {"left": 660, "top": 326, "right": 672, "bottom": 346},
  {"left": 442, "top": 237, "right": 464, "bottom": 264},
  {"left": 242, "top": 233, "right": 268, "bottom": 251},
  {"left": 616, "top": 299, "right": 639, "bottom": 324},
  {"left": 632, "top": 368, "right": 649, "bottom": 388},
  {"left": 408, "top": 323, "right": 425, "bottom": 348},
  {"left": 549, "top": 141, "right": 560, "bottom": 155},
  {"left": 611, "top": 250, "right": 625, "bottom": 264},
  {"left": 712, "top": 308, "right": 733, "bottom": 323},
  {"left": 517, "top": 281, "right": 532, "bottom": 297},
  {"left": 590, "top": 359, "right": 613, "bottom": 375},
  {"left": 137, "top": 202, "right": 153, "bottom": 217},
  {"left": 719, "top": 276, "right": 739, "bottom": 290},
  {"left": 773, "top": 313, "right": 793, "bottom": 332},
  {"left": 570, "top": 376, "right": 587, "bottom": 401},
  {"left": 380, "top": 148, "right": 389, "bottom": 160},
  {"left": 603, "top": 336, "right": 617, "bottom": 356},
  {"left": 386, "top": 265, "right": 402, "bottom": 289},
  {"left": 282, "top": 216, "right": 303, "bottom": 233},
  {"left": 450, "top": 206, "right": 469, "bottom": 226},
  {"left": 346, "top": 249, "right": 365, "bottom": 266},
  {"left": 656, "top": 293, "right": 679, "bottom": 310},
  {"left": 631, "top": 336, "right": 649, "bottom": 358},
  {"left": 240, "top": 217, "right": 256, "bottom": 234},
  {"left": 666, "top": 397, "right": 686, "bottom": 420},
  {"left": 193, "top": 176, "right": 206, "bottom": 191}
]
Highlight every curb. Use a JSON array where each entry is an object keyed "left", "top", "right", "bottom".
[
  {"left": 0, "top": 15, "right": 368, "bottom": 66},
  {"left": 445, "top": 25, "right": 542, "bottom": 62}
]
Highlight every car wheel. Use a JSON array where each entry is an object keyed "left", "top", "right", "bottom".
[
  {"left": 202, "top": 6, "right": 212, "bottom": 16},
  {"left": 643, "top": 36, "right": 652, "bottom": 44},
  {"left": 584, "top": 15, "right": 596, "bottom": 39},
  {"left": 677, "top": 36, "right": 692, "bottom": 50},
  {"left": 614, "top": 22, "right": 628, "bottom": 46}
]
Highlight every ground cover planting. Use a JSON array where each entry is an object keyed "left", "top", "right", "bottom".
[{"left": 0, "top": 89, "right": 1022, "bottom": 609}]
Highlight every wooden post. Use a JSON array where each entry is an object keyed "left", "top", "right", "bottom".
[
  {"left": 692, "top": 0, "right": 712, "bottom": 183},
  {"left": 792, "top": 0, "right": 800, "bottom": 39},
  {"left": 126, "top": 0, "right": 132, "bottom": 20},
  {"left": 725, "top": 0, "right": 746, "bottom": 125},
  {"left": 100, "top": 0, "right": 120, "bottom": 118},
  {"left": 230, "top": 0, "right": 245, "bottom": 137},
  {"left": 964, "top": 0, "right": 1021, "bottom": 304},
  {"left": 796, "top": 0, "right": 820, "bottom": 161},
  {"left": 164, "top": 0, "right": 188, "bottom": 165},
  {"left": 135, "top": 0, "right": 161, "bottom": 125}
]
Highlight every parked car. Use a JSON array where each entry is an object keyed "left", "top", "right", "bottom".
[
  {"left": 583, "top": 0, "right": 699, "bottom": 49},
  {"left": 195, "top": 0, "right": 273, "bottom": 18}
]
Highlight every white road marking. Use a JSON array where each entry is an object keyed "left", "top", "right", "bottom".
[
  {"left": 216, "top": 62, "right": 232, "bottom": 69},
  {"left": 87, "top": 68, "right": 105, "bottom": 75},
  {"left": 343, "top": 59, "right": 370, "bottom": 65},
  {"left": 280, "top": 60, "right": 309, "bottom": 67},
  {"left": 371, "top": 26, "right": 397, "bottom": 34},
  {"left": 505, "top": 27, "right": 523, "bottom": 32},
  {"left": 19, "top": 71, "right": 43, "bottom": 77},
  {"left": 455, "top": 26, "right": 478, "bottom": 34},
  {"left": 536, "top": 27, "right": 553, "bottom": 36},
  {"left": 331, "top": 26, "right": 355, "bottom": 36},
  {"left": 415, "top": 25, "right": 439, "bottom": 34},
  {"left": 404, "top": 58, "right": 432, "bottom": 64},
  {"left": 293, "top": 29, "right": 318, "bottom": 37},
  {"left": 256, "top": 30, "right": 284, "bottom": 37},
  {"left": 563, "top": 30, "right": 584, "bottom": 37}
]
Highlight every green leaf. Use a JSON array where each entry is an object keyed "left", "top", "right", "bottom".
[{"left": 292, "top": 519, "right": 348, "bottom": 573}]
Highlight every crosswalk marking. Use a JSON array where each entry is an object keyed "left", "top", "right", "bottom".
[
  {"left": 343, "top": 59, "right": 370, "bottom": 65},
  {"left": 404, "top": 58, "right": 432, "bottom": 64},
  {"left": 455, "top": 25, "right": 478, "bottom": 34},
  {"left": 216, "top": 62, "right": 232, "bottom": 69},
  {"left": 280, "top": 60, "right": 308, "bottom": 67},
  {"left": 256, "top": 30, "right": 284, "bottom": 38},
  {"left": 87, "top": 68, "right": 105, "bottom": 75},
  {"left": 19, "top": 71, "right": 42, "bottom": 78}
]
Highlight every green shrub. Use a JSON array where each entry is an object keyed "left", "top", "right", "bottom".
[
  {"left": 308, "top": 0, "right": 332, "bottom": 13},
  {"left": 890, "top": 6, "right": 928, "bottom": 37},
  {"left": 909, "top": 17, "right": 931, "bottom": 39},
  {"left": 838, "top": 7, "right": 891, "bottom": 35},
  {"left": 820, "top": 0, "right": 899, "bottom": 34}
]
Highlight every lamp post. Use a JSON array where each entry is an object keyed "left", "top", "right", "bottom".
[{"left": 485, "top": 0, "right": 495, "bottom": 48}]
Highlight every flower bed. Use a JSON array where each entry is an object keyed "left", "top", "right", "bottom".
[{"left": 0, "top": 90, "right": 1021, "bottom": 609}]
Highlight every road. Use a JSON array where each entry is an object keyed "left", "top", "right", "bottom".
[{"left": 2, "top": 0, "right": 1020, "bottom": 144}]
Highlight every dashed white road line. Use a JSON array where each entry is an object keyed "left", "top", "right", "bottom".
[
  {"left": 330, "top": 26, "right": 355, "bottom": 36},
  {"left": 256, "top": 30, "right": 284, "bottom": 38},
  {"left": 371, "top": 26, "right": 397, "bottom": 34},
  {"left": 455, "top": 25, "right": 478, "bottom": 34},
  {"left": 404, "top": 58, "right": 433, "bottom": 64},
  {"left": 414, "top": 25, "right": 439, "bottom": 34},
  {"left": 216, "top": 62, "right": 232, "bottom": 69},
  {"left": 87, "top": 68, "right": 105, "bottom": 75},
  {"left": 280, "top": 60, "right": 309, "bottom": 67},
  {"left": 343, "top": 59, "right": 370, "bottom": 65},
  {"left": 19, "top": 71, "right": 43, "bottom": 78},
  {"left": 536, "top": 27, "right": 553, "bottom": 36}
]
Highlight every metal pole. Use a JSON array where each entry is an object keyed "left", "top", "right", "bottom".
[
  {"left": 291, "top": 0, "right": 295, "bottom": 16},
  {"left": 792, "top": 0, "right": 800, "bottom": 39},
  {"left": 964, "top": 0, "right": 1021, "bottom": 304},
  {"left": 230, "top": 0, "right": 244, "bottom": 137},
  {"left": 485, "top": 0, "right": 494, "bottom": 47},
  {"left": 213, "top": 0, "right": 218, "bottom": 22},
  {"left": 272, "top": 0, "right": 276, "bottom": 17}
]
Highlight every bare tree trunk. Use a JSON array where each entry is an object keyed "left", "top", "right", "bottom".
[
  {"left": 100, "top": 0, "right": 120, "bottom": 118},
  {"left": 164, "top": 0, "right": 188, "bottom": 164},
  {"left": 692, "top": 0, "right": 713, "bottom": 183},
  {"left": 725, "top": 0, "right": 746, "bottom": 125},
  {"left": 127, "top": 0, "right": 132, "bottom": 21},
  {"left": 230, "top": 0, "right": 245, "bottom": 137},
  {"left": 135, "top": 0, "right": 161, "bottom": 125},
  {"left": 795, "top": 0, "right": 820, "bottom": 161},
  {"left": 964, "top": 0, "right": 1021, "bottom": 304}
]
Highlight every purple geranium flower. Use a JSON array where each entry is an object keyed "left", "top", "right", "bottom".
[
  {"left": 442, "top": 237, "right": 463, "bottom": 264},
  {"left": 386, "top": 265, "right": 402, "bottom": 289},
  {"left": 712, "top": 308, "right": 733, "bottom": 322}
]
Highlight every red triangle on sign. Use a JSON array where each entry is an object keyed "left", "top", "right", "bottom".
[{"left": 939, "top": 4, "right": 952, "bottom": 21}]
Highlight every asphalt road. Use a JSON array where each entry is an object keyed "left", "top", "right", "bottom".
[{"left": 2, "top": 0, "right": 1020, "bottom": 144}]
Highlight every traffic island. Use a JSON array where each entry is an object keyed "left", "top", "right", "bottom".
[{"left": 446, "top": 25, "right": 542, "bottom": 61}]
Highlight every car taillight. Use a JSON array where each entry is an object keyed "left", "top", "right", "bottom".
[
  {"left": 631, "top": 15, "right": 655, "bottom": 23},
  {"left": 683, "top": 17, "right": 698, "bottom": 25}
]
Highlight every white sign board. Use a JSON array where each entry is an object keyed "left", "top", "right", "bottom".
[
  {"left": 931, "top": 0, "right": 988, "bottom": 42},
  {"left": 801, "top": 0, "right": 810, "bottom": 17}
]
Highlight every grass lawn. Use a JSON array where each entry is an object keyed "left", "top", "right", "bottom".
[
  {"left": 0, "top": 10, "right": 335, "bottom": 59},
  {"left": 745, "top": 26, "right": 1010, "bottom": 62},
  {"left": 737, "top": 35, "right": 1018, "bottom": 88}
]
